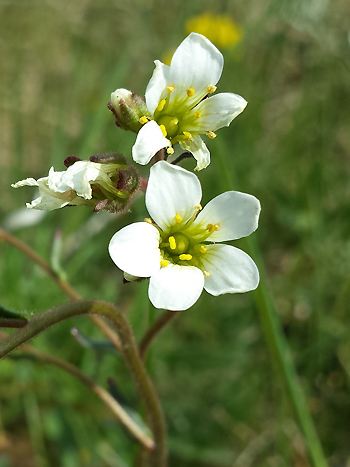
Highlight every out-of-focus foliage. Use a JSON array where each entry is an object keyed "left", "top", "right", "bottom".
[{"left": 1, "top": 0, "right": 350, "bottom": 466}]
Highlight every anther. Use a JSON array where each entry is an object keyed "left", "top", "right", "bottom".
[
  {"left": 194, "top": 204, "right": 202, "bottom": 211},
  {"left": 203, "top": 270, "right": 211, "bottom": 277},
  {"left": 199, "top": 245, "right": 207, "bottom": 254},
  {"left": 167, "top": 147, "right": 174, "bottom": 155},
  {"left": 179, "top": 254, "right": 192, "bottom": 261},
  {"left": 187, "top": 87, "right": 195, "bottom": 97},
  {"left": 159, "top": 124, "right": 167, "bottom": 137},
  {"left": 160, "top": 259, "right": 170, "bottom": 267},
  {"left": 183, "top": 131, "right": 192, "bottom": 140},
  {"left": 144, "top": 218, "right": 153, "bottom": 224},
  {"left": 207, "top": 85, "right": 217, "bottom": 94},
  {"left": 167, "top": 85, "right": 175, "bottom": 93},
  {"left": 156, "top": 99, "right": 167, "bottom": 112},
  {"left": 175, "top": 213, "right": 183, "bottom": 224},
  {"left": 206, "top": 131, "right": 217, "bottom": 139},
  {"left": 139, "top": 116, "right": 148, "bottom": 124},
  {"left": 207, "top": 223, "right": 220, "bottom": 233},
  {"left": 168, "top": 236, "right": 177, "bottom": 250},
  {"left": 194, "top": 111, "right": 201, "bottom": 119}
]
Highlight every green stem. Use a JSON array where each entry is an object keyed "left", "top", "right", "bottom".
[
  {"left": 0, "top": 300, "right": 167, "bottom": 467},
  {"left": 214, "top": 140, "right": 328, "bottom": 467}
]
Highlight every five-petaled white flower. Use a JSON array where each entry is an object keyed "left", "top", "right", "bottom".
[
  {"left": 109, "top": 161, "right": 260, "bottom": 311},
  {"left": 112, "top": 33, "right": 247, "bottom": 171},
  {"left": 12, "top": 160, "right": 126, "bottom": 211}
]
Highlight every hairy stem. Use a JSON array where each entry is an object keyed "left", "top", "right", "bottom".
[
  {"left": 0, "top": 300, "right": 167, "bottom": 466},
  {"left": 139, "top": 312, "right": 178, "bottom": 359},
  {"left": 0, "top": 228, "right": 121, "bottom": 351}
]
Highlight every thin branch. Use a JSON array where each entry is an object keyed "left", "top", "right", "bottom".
[
  {"left": 0, "top": 332, "right": 153, "bottom": 451},
  {"left": 0, "top": 228, "right": 121, "bottom": 351},
  {"left": 139, "top": 312, "right": 178, "bottom": 359},
  {"left": 0, "top": 300, "right": 167, "bottom": 467}
]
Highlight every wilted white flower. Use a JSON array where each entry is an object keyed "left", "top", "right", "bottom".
[
  {"left": 126, "top": 32, "right": 247, "bottom": 171},
  {"left": 12, "top": 160, "right": 135, "bottom": 212},
  {"left": 109, "top": 161, "right": 260, "bottom": 311}
]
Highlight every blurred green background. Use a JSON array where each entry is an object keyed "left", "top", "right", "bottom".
[{"left": 1, "top": 0, "right": 350, "bottom": 466}]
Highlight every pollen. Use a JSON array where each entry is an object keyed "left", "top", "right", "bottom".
[
  {"left": 187, "top": 87, "right": 195, "bottom": 97},
  {"left": 183, "top": 131, "right": 192, "bottom": 140},
  {"left": 139, "top": 116, "right": 148, "bottom": 125},
  {"left": 156, "top": 99, "right": 167, "bottom": 112},
  {"left": 207, "top": 223, "right": 220, "bottom": 233},
  {"left": 168, "top": 236, "right": 177, "bottom": 250},
  {"left": 194, "top": 111, "right": 201, "bottom": 119},
  {"left": 159, "top": 124, "right": 168, "bottom": 137},
  {"left": 167, "top": 85, "right": 175, "bottom": 93},
  {"left": 206, "top": 131, "right": 217, "bottom": 139},
  {"left": 175, "top": 213, "right": 183, "bottom": 224},
  {"left": 160, "top": 259, "right": 170, "bottom": 267},
  {"left": 199, "top": 245, "right": 207, "bottom": 254},
  {"left": 179, "top": 254, "right": 192, "bottom": 261},
  {"left": 167, "top": 147, "right": 174, "bottom": 155},
  {"left": 144, "top": 217, "right": 153, "bottom": 224},
  {"left": 207, "top": 85, "right": 217, "bottom": 94}
]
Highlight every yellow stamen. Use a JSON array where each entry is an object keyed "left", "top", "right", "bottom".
[
  {"left": 159, "top": 124, "right": 167, "bottom": 137},
  {"left": 160, "top": 259, "right": 170, "bottom": 267},
  {"left": 156, "top": 99, "right": 167, "bottom": 112},
  {"left": 175, "top": 213, "right": 183, "bottom": 224},
  {"left": 167, "top": 147, "right": 174, "bottom": 155},
  {"left": 194, "top": 111, "right": 201, "bottom": 119},
  {"left": 183, "top": 131, "right": 192, "bottom": 140},
  {"left": 207, "top": 223, "right": 220, "bottom": 233},
  {"left": 206, "top": 131, "right": 217, "bottom": 139},
  {"left": 194, "top": 203, "right": 202, "bottom": 211},
  {"left": 168, "top": 236, "right": 176, "bottom": 250},
  {"left": 179, "top": 254, "right": 192, "bottom": 261},
  {"left": 203, "top": 270, "right": 211, "bottom": 277},
  {"left": 139, "top": 116, "right": 148, "bottom": 125},
  {"left": 144, "top": 217, "right": 153, "bottom": 224},
  {"left": 187, "top": 87, "right": 195, "bottom": 97},
  {"left": 167, "top": 85, "right": 175, "bottom": 93},
  {"left": 199, "top": 245, "right": 207, "bottom": 254},
  {"left": 207, "top": 85, "right": 217, "bottom": 94}
]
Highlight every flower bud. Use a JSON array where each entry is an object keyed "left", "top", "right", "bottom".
[{"left": 108, "top": 88, "right": 148, "bottom": 133}]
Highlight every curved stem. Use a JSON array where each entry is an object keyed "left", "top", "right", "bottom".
[
  {"left": 0, "top": 300, "right": 167, "bottom": 467},
  {"left": 0, "top": 228, "right": 121, "bottom": 352},
  {"left": 139, "top": 312, "right": 178, "bottom": 359},
  {"left": 0, "top": 338, "right": 154, "bottom": 450}
]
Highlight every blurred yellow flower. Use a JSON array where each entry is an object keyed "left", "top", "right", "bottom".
[{"left": 185, "top": 12, "right": 242, "bottom": 49}]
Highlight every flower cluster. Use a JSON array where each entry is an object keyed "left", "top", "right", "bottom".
[{"left": 12, "top": 32, "right": 260, "bottom": 311}]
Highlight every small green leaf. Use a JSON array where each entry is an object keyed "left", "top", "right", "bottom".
[{"left": 0, "top": 305, "right": 28, "bottom": 328}]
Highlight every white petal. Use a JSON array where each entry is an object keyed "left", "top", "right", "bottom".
[
  {"left": 186, "top": 93, "right": 248, "bottom": 132},
  {"left": 109, "top": 222, "right": 161, "bottom": 277},
  {"left": 149, "top": 264, "right": 204, "bottom": 311},
  {"left": 27, "top": 181, "right": 72, "bottom": 211},
  {"left": 180, "top": 136, "right": 210, "bottom": 171},
  {"left": 11, "top": 177, "right": 40, "bottom": 188},
  {"left": 132, "top": 121, "right": 170, "bottom": 165},
  {"left": 145, "top": 60, "right": 170, "bottom": 114},
  {"left": 194, "top": 191, "right": 261, "bottom": 242},
  {"left": 145, "top": 161, "right": 202, "bottom": 230},
  {"left": 202, "top": 244, "right": 259, "bottom": 296},
  {"left": 47, "top": 167, "right": 71, "bottom": 193},
  {"left": 62, "top": 161, "right": 102, "bottom": 199},
  {"left": 169, "top": 33, "right": 223, "bottom": 95}
]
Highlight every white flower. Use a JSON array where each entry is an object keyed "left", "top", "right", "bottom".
[
  {"left": 12, "top": 160, "right": 126, "bottom": 211},
  {"left": 109, "top": 161, "right": 260, "bottom": 311},
  {"left": 128, "top": 32, "right": 247, "bottom": 171}
]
